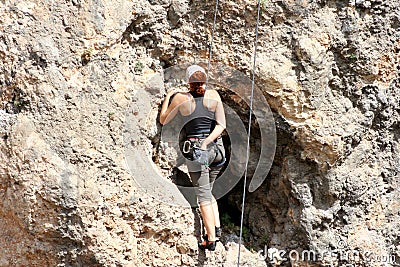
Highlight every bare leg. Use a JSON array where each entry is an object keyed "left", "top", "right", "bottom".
[
  {"left": 211, "top": 195, "right": 220, "bottom": 228},
  {"left": 199, "top": 201, "right": 216, "bottom": 241}
]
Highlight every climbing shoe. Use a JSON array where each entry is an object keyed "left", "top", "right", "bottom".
[
  {"left": 215, "top": 226, "right": 222, "bottom": 238},
  {"left": 198, "top": 240, "right": 217, "bottom": 251},
  {"left": 203, "top": 234, "right": 209, "bottom": 241},
  {"left": 203, "top": 227, "right": 222, "bottom": 241}
]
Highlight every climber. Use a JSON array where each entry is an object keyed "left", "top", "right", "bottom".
[{"left": 159, "top": 64, "right": 226, "bottom": 251}]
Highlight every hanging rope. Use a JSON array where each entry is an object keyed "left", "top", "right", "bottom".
[
  {"left": 237, "top": 0, "right": 262, "bottom": 266},
  {"left": 206, "top": 0, "right": 220, "bottom": 89},
  {"left": 202, "top": 0, "right": 262, "bottom": 264},
  {"left": 354, "top": 0, "right": 356, "bottom": 22}
]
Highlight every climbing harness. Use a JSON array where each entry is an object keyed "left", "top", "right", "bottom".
[
  {"left": 236, "top": 0, "right": 262, "bottom": 265},
  {"left": 182, "top": 136, "right": 225, "bottom": 167}
]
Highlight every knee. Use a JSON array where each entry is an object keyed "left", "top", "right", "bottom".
[{"left": 199, "top": 199, "right": 213, "bottom": 206}]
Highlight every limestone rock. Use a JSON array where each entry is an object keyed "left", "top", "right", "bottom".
[{"left": 0, "top": 0, "right": 399, "bottom": 266}]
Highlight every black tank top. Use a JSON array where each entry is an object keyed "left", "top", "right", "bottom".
[{"left": 183, "top": 91, "right": 215, "bottom": 136}]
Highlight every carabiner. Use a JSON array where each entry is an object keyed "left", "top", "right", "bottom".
[{"left": 183, "top": 140, "right": 192, "bottom": 153}]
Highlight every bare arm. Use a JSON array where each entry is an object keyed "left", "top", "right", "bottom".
[
  {"left": 200, "top": 91, "right": 226, "bottom": 149},
  {"left": 159, "top": 91, "right": 180, "bottom": 125}
]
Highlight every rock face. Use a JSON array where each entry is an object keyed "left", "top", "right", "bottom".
[{"left": 0, "top": 0, "right": 399, "bottom": 266}]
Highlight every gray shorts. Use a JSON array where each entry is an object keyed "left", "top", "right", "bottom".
[{"left": 185, "top": 137, "right": 225, "bottom": 203}]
